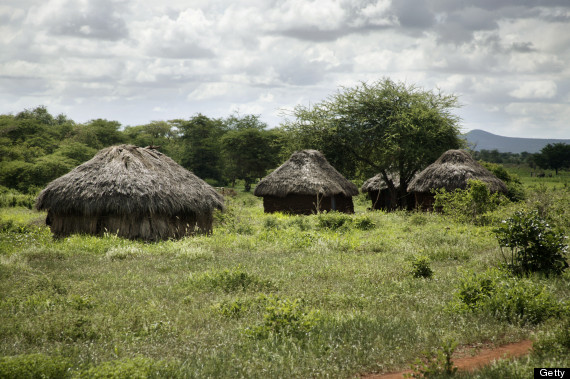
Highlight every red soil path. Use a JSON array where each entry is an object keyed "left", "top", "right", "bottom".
[{"left": 362, "top": 340, "right": 533, "bottom": 379}]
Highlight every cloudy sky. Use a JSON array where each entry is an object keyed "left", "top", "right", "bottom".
[{"left": 1, "top": 0, "right": 569, "bottom": 138}]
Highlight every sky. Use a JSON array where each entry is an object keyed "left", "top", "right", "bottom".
[{"left": 1, "top": 0, "right": 569, "bottom": 139}]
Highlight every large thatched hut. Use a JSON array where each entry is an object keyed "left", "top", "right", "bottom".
[
  {"left": 361, "top": 173, "right": 415, "bottom": 211},
  {"left": 36, "top": 144, "right": 224, "bottom": 241},
  {"left": 253, "top": 150, "right": 358, "bottom": 214},
  {"left": 408, "top": 149, "right": 507, "bottom": 210}
]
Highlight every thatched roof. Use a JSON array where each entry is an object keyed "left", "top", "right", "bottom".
[
  {"left": 361, "top": 173, "right": 400, "bottom": 193},
  {"left": 407, "top": 149, "right": 507, "bottom": 193},
  {"left": 36, "top": 144, "right": 224, "bottom": 216},
  {"left": 253, "top": 150, "right": 358, "bottom": 198}
]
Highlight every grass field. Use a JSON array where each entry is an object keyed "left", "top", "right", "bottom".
[{"left": 0, "top": 178, "right": 569, "bottom": 378}]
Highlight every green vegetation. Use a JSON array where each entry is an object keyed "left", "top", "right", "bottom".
[
  {"left": 1, "top": 91, "right": 569, "bottom": 377},
  {"left": 433, "top": 179, "right": 507, "bottom": 225},
  {"left": 283, "top": 78, "right": 464, "bottom": 208},
  {"left": 533, "top": 143, "right": 570, "bottom": 175},
  {"left": 1, "top": 181, "right": 568, "bottom": 378},
  {"left": 494, "top": 210, "right": 569, "bottom": 277},
  {"left": 0, "top": 107, "right": 285, "bottom": 193}
]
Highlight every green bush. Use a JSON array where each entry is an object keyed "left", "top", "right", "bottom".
[
  {"left": 452, "top": 269, "right": 563, "bottom": 325},
  {"left": 433, "top": 180, "right": 507, "bottom": 224},
  {"left": 480, "top": 161, "right": 526, "bottom": 202},
  {"left": 214, "top": 298, "right": 249, "bottom": 319},
  {"left": 494, "top": 210, "right": 569, "bottom": 276},
  {"left": 485, "top": 279, "right": 562, "bottom": 325},
  {"left": 455, "top": 269, "right": 499, "bottom": 310},
  {"left": 245, "top": 296, "right": 319, "bottom": 339},
  {"left": 315, "top": 212, "right": 375, "bottom": 231},
  {"left": 409, "top": 255, "right": 434, "bottom": 279},
  {"left": 0, "top": 353, "right": 72, "bottom": 379},
  {"left": 353, "top": 215, "right": 376, "bottom": 230}
]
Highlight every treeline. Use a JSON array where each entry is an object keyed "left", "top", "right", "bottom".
[
  {"left": 471, "top": 149, "right": 534, "bottom": 165},
  {"left": 472, "top": 147, "right": 570, "bottom": 175},
  {"left": 0, "top": 106, "right": 286, "bottom": 193},
  {"left": 2, "top": 79, "right": 568, "bottom": 199}
]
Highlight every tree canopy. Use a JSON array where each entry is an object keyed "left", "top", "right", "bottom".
[
  {"left": 533, "top": 143, "right": 570, "bottom": 175},
  {"left": 282, "top": 78, "right": 464, "bottom": 208}
]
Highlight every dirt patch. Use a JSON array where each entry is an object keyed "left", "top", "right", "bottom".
[{"left": 362, "top": 340, "right": 533, "bottom": 379}]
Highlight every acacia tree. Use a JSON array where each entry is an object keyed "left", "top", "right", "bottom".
[
  {"left": 283, "top": 78, "right": 464, "bottom": 209},
  {"left": 534, "top": 143, "right": 570, "bottom": 175}
]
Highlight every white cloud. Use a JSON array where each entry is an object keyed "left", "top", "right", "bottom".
[
  {"left": 0, "top": 0, "right": 569, "bottom": 138},
  {"left": 509, "top": 80, "right": 557, "bottom": 99}
]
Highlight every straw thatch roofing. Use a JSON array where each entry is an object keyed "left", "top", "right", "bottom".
[
  {"left": 36, "top": 144, "right": 224, "bottom": 216},
  {"left": 407, "top": 149, "right": 507, "bottom": 193},
  {"left": 361, "top": 173, "right": 400, "bottom": 193},
  {"left": 253, "top": 150, "right": 358, "bottom": 198}
]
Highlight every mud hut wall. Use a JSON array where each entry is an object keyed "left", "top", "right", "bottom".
[
  {"left": 414, "top": 192, "right": 435, "bottom": 211},
  {"left": 368, "top": 189, "right": 391, "bottom": 210},
  {"left": 367, "top": 189, "right": 415, "bottom": 211},
  {"left": 262, "top": 194, "right": 354, "bottom": 214},
  {"left": 48, "top": 212, "right": 206, "bottom": 241}
]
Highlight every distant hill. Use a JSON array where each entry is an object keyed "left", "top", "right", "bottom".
[{"left": 464, "top": 129, "right": 570, "bottom": 153}]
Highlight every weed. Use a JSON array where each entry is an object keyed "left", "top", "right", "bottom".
[
  {"left": 245, "top": 296, "right": 320, "bottom": 339},
  {"left": 104, "top": 246, "right": 144, "bottom": 261},
  {"left": 494, "top": 210, "right": 569, "bottom": 276},
  {"left": 74, "top": 356, "right": 179, "bottom": 378},
  {"left": 434, "top": 180, "right": 507, "bottom": 224},
  {"left": 451, "top": 269, "right": 563, "bottom": 325},
  {"left": 407, "top": 339, "right": 457, "bottom": 378},
  {"left": 316, "top": 212, "right": 352, "bottom": 230},
  {"left": 189, "top": 266, "right": 275, "bottom": 293},
  {"left": 353, "top": 215, "right": 376, "bottom": 230},
  {"left": 409, "top": 255, "right": 434, "bottom": 279},
  {"left": 409, "top": 213, "right": 428, "bottom": 226}
]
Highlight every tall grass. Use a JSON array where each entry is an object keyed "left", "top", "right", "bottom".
[{"left": 0, "top": 186, "right": 568, "bottom": 378}]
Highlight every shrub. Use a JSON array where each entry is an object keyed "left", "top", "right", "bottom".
[
  {"left": 454, "top": 269, "right": 499, "bottom": 310},
  {"left": 433, "top": 180, "right": 507, "bottom": 224},
  {"left": 480, "top": 161, "right": 526, "bottom": 202},
  {"left": 494, "top": 210, "right": 569, "bottom": 276},
  {"left": 409, "top": 255, "right": 434, "bottom": 279},
  {"left": 214, "top": 298, "right": 249, "bottom": 319},
  {"left": 245, "top": 296, "right": 319, "bottom": 339},
  {"left": 353, "top": 215, "right": 376, "bottom": 230},
  {"left": 316, "top": 212, "right": 375, "bottom": 231},
  {"left": 452, "top": 269, "right": 563, "bottom": 325},
  {"left": 0, "top": 353, "right": 72, "bottom": 379},
  {"left": 484, "top": 279, "right": 562, "bottom": 325}
]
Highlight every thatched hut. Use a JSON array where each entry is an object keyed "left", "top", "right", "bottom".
[
  {"left": 253, "top": 150, "right": 358, "bottom": 214},
  {"left": 361, "top": 173, "right": 415, "bottom": 211},
  {"left": 36, "top": 144, "right": 224, "bottom": 241},
  {"left": 407, "top": 149, "right": 507, "bottom": 210}
]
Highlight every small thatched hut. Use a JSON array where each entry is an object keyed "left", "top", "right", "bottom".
[
  {"left": 36, "top": 144, "right": 224, "bottom": 241},
  {"left": 408, "top": 149, "right": 507, "bottom": 210},
  {"left": 361, "top": 173, "right": 415, "bottom": 211},
  {"left": 253, "top": 150, "right": 358, "bottom": 214}
]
